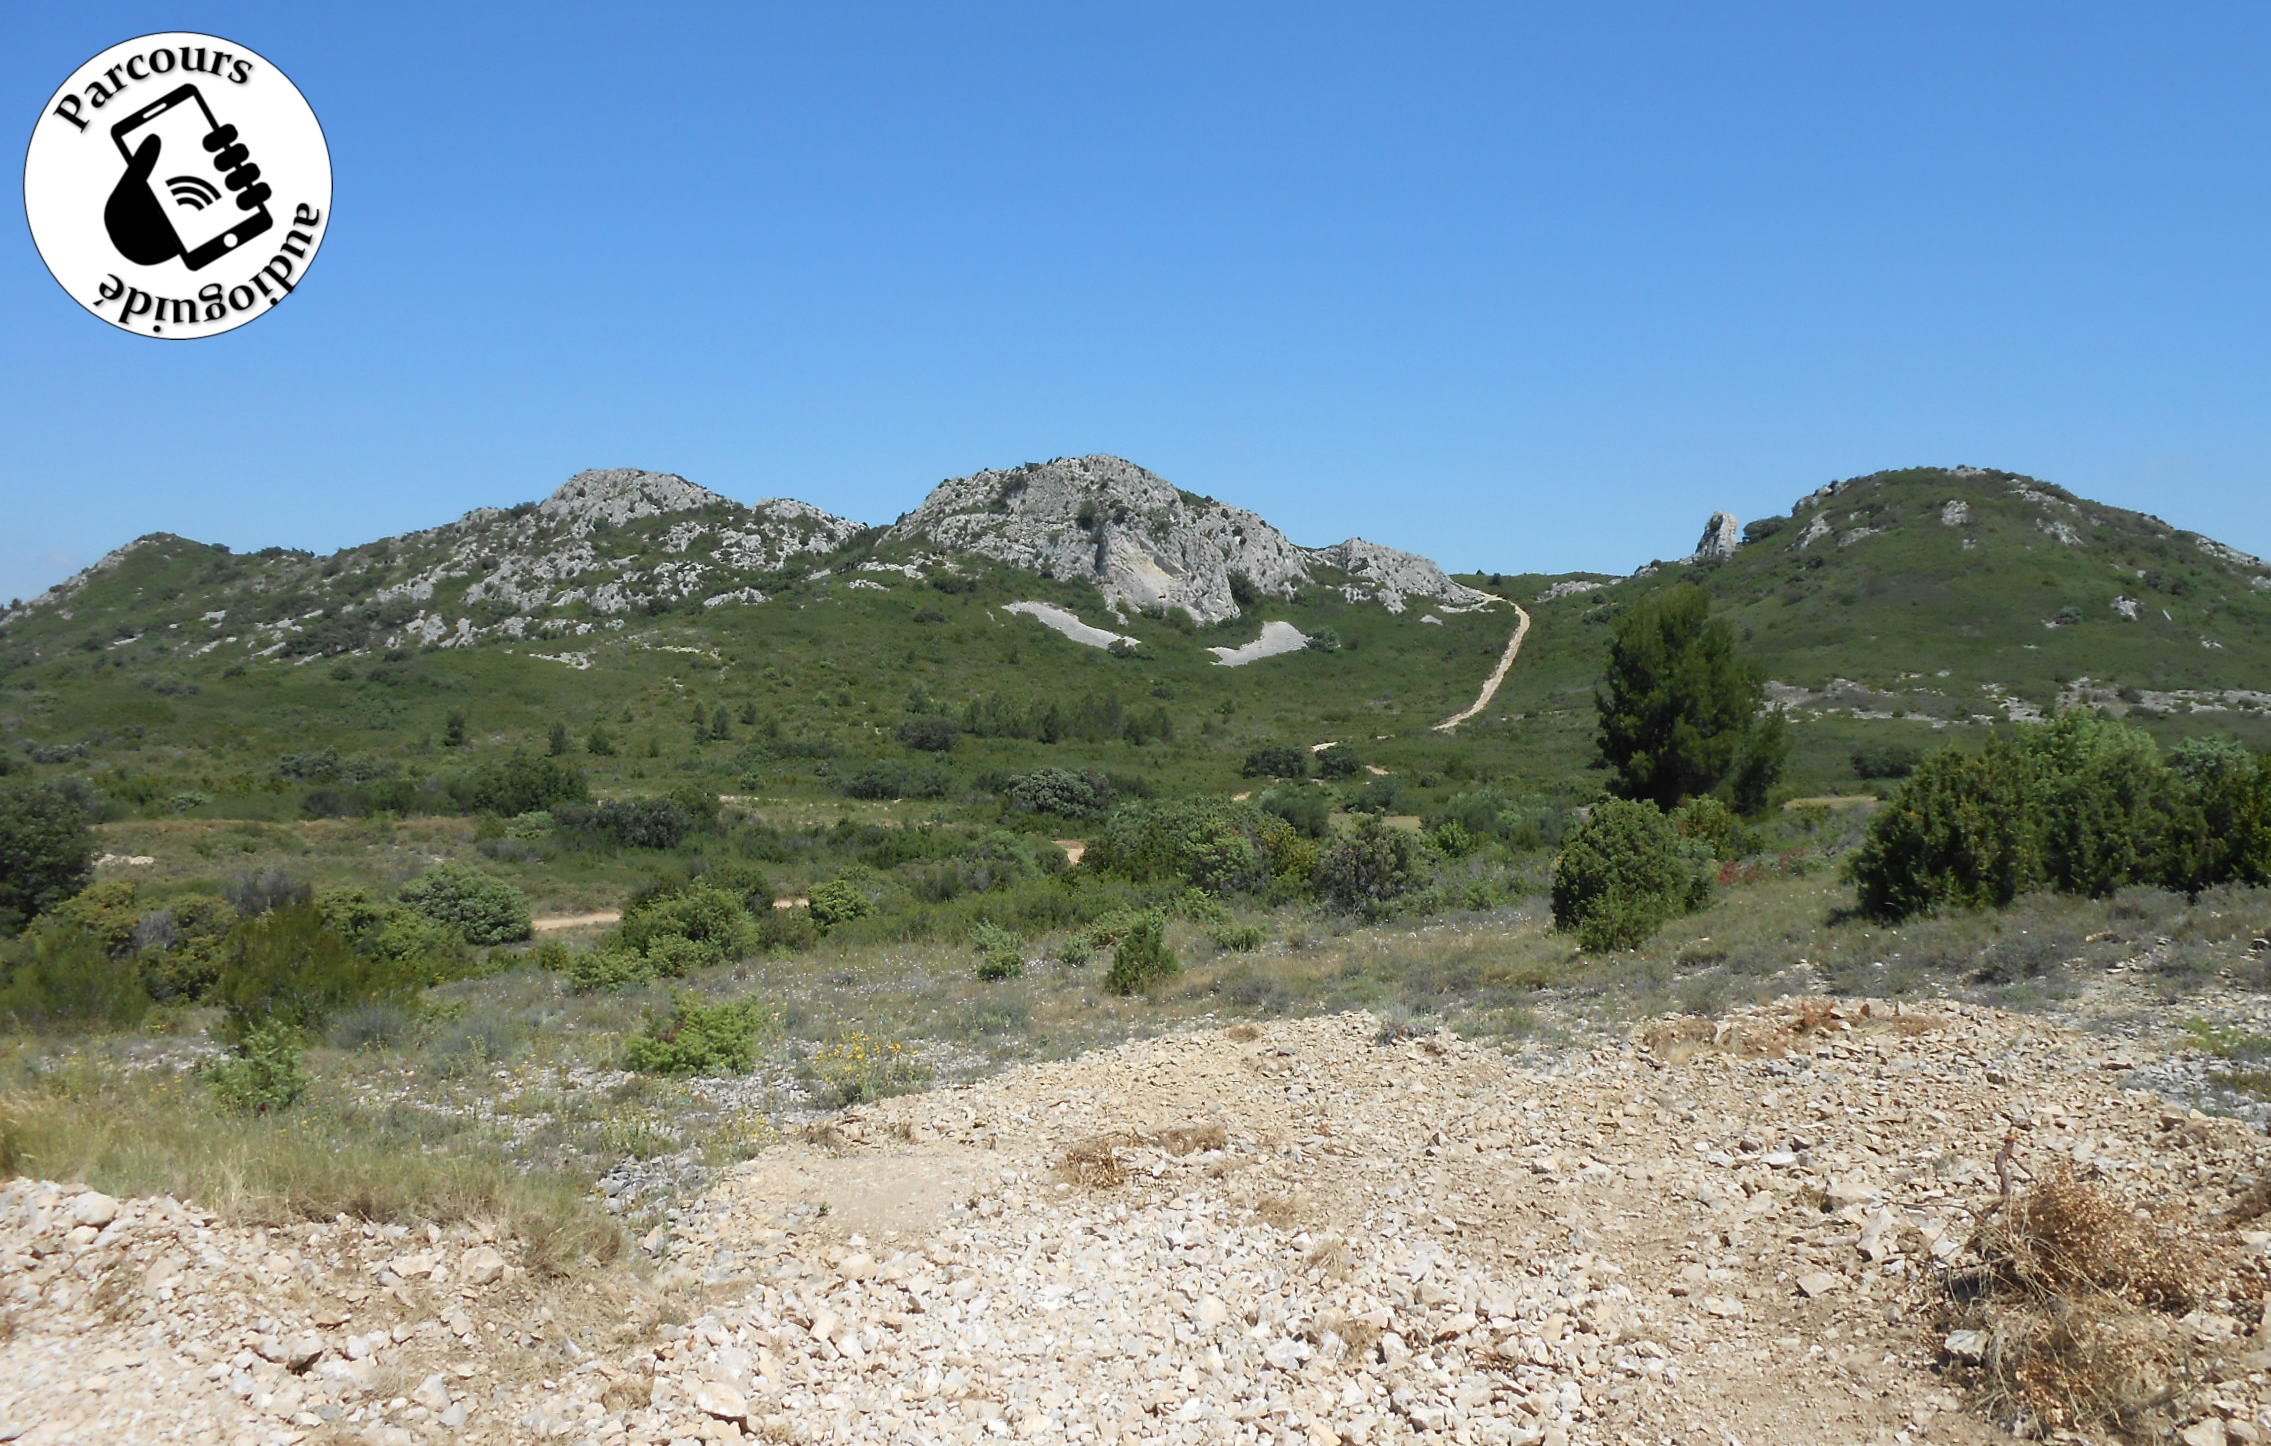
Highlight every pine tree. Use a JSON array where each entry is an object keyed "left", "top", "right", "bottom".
[
  {"left": 1595, "top": 583, "right": 1781, "bottom": 811},
  {"left": 547, "top": 720, "right": 570, "bottom": 757},
  {"left": 442, "top": 710, "right": 467, "bottom": 749},
  {"left": 586, "top": 723, "right": 616, "bottom": 757}
]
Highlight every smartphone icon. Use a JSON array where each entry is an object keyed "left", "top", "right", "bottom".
[{"left": 110, "top": 84, "right": 272, "bottom": 270}]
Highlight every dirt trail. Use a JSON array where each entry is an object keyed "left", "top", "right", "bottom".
[
  {"left": 1433, "top": 602, "right": 1531, "bottom": 732},
  {"left": 530, "top": 910, "right": 622, "bottom": 932}
]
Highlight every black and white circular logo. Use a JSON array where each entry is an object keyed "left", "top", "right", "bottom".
[{"left": 23, "top": 33, "right": 331, "bottom": 338}]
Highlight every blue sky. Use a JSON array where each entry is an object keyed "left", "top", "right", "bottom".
[{"left": 8, "top": 3, "right": 2271, "bottom": 601}]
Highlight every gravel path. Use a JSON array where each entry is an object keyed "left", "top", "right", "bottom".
[
  {"left": 10, "top": 997, "right": 2271, "bottom": 1445},
  {"left": 1432, "top": 603, "right": 1531, "bottom": 732}
]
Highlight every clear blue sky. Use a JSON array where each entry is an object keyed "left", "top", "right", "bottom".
[{"left": 9, "top": 3, "right": 2271, "bottom": 602}]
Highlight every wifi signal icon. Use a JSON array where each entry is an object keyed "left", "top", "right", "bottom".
[{"left": 165, "top": 174, "right": 222, "bottom": 211}]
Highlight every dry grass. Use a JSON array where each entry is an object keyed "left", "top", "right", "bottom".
[
  {"left": 1640, "top": 998, "right": 1943, "bottom": 1063},
  {"left": 1056, "top": 1122, "right": 1232, "bottom": 1189},
  {"left": 1942, "top": 1166, "right": 2247, "bottom": 1440}
]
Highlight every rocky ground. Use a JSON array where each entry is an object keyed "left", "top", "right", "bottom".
[{"left": 8, "top": 990, "right": 2271, "bottom": 1446}]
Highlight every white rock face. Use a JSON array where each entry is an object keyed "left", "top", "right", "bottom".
[
  {"left": 885, "top": 456, "right": 1488, "bottom": 624},
  {"left": 537, "top": 469, "right": 737, "bottom": 531},
  {"left": 1692, "top": 512, "right": 1741, "bottom": 561}
]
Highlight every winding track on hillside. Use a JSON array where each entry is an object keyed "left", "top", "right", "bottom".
[{"left": 1431, "top": 599, "right": 1531, "bottom": 731}]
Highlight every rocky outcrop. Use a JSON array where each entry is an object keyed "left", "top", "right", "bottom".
[
  {"left": 885, "top": 456, "right": 1488, "bottom": 624},
  {"left": 1691, "top": 511, "right": 1741, "bottom": 561}
]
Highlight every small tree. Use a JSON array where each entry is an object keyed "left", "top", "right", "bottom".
[
  {"left": 0, "top": 780, "right": 95, "bottom": 932},
  {"left": 586, "top": 722, "right": 616, "bottom": 756},
  {"left": 1595, "top": 584, "right": 1780, "bottom": 810},
  {"left": 548, "top": 720, "right": 571, "bottom": 757},
  {"left": 442, "top": 710, "right": 467, "bottom": 748},
  {"left": 1550, "top": 799, "right": 1713, "bottom": 951},
  {"left": 897, "top": 717, "right": 960, "bottom": 753}
]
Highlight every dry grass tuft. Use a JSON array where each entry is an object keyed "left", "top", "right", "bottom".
[
  {"left": 1942, "top": 1165, "right": 2247, "bottom": 1440},
  {"left": 1225, "top": 1023, "right": 1262, "bottom": 1043},
  {"left": 1056, "top": 1122, "right": 1228, "bottom": 1189},
  {"left": 1056, "top": 1134, "right": 1130, "bottom": 1189}
]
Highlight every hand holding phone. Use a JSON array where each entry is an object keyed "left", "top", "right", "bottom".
[{"left": 101, "top": 84, "right": 274, "bottom": 271}]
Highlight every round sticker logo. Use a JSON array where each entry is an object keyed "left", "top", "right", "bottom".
[{"left": 23, "top": 33, "right": 330, "bottom": 338}]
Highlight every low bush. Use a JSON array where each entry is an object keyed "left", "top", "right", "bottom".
[
  {"left": 840, "top": 759, "right": 955, "bottom": 800},
  {"left": 1006, "top": 767, "right": 1113, "bottom": 820},
  {"left": 1258, "top": 787, "right": 1330, "bottom": 839},
  {"left": 568, "top": 947, "right": 654, "bottom": 993},
  {"left": 1851, "top": 741, "right": 1923, "bottom": 780},
  {"left": 1550, "top": 798, "right": 1713, "bottom": 951},
  {"left": 1106, "top": 912, "right": 1179, "bottom": 994},
  {"left": 618, "top": 882, "right": 759, "bottom": 969},
  {"left": 455, "top": 753, "right": 589, "bottom": 817},
  {"left": 809, "top": 1030, "right": 929, "bottom": 1106},
  {"left": 213, "top": 902, "right": 417, "bottom": 1044},
  {"left": 1669, "top": 795, "right": 1758, "bottom": 862},
  {"left": 205, "top": 1022, "right": 310, "bottom": 1113},
  {"left": 0, "top": 921, "right": 149, "bottom": 1030},
  {"left": 1314, "top": 815, "right": 1418, "bottom": 915},
  {"left": 897, "top": 717, "right": 960, "bottom": 753},
  {"left": 971, "top": 922, "right": 1024, "bottom": 980},
  {"left": 561, "top": 796, "right": 697, "bottom": 850},
  {"left": 1210, "top": 922, "right": 1266, "bottom": 952},
  {"left": 1241, "top": 744, "right": 1309, "bottom": 780},
  {"left": 808, "top": 879, "right": 875, "bottom": 931},
  {"left": 1086, "top": 799, "right": 1315, "bottom": 896},
  {"left": 623, "top": 995, "right": 775, "bottom": 1075},
  {"left": 399, "top": 862, "right": 532, "bottom": 945},
  {"left": 1316, "top": 747, "right": 1364, "bottom": 781}
]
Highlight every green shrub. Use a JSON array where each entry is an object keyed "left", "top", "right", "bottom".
[
  {"left": 897, "top": 717, "right": 960, "bottom": 753},
  {"left": 619, "top": 882, "right": 758, "bottom": 965},
  {"left": 46, "top": 878, "right": 144, "bottom": 954},
  {"left": 1847, "top": 737, "right": 2042, "bottom": 921},
  {"left": 213, "top": 902, "right": 414, "bottom": 1044},
  {"left": 1087, "top": 799, "right": 1314, "bottom": 896},
  {"left": 1006, "top": 767, "right": 1113, "bottom": 820},
  {"left": 457, "top": 753, "right": 588, "bottom": 817},
  {"left": 1241, "top": 744, "right": 1308, "bottom": 780},
  {"left": 1315, "top": 747, "right": 1364, "bottom": 781},
  {"left": 1550, "top": 798, "right": 1713, "bottom": 951},
  {"left": 1669, "top": 795, "right": 1758, "bottom": 862},
  {"left": 568, "top": 948, "right": 654, "bottom": 993},
  {"left": 506, "top": 810, "right": 555, "bottom": 842},
  {"left": 1210, "top": 922, "right": 1266, "bottom": 952},
  {"left": 623, "top": 995, "right": 775, "bottom": 1075},
  {"left": 840, "top": 759, "right": 956, "bottom": 800},
  {"left": 1056, "top": 935, "right": 1094, "bottom": 967},
  {"left": 1314, "top": 815, "right": 1418, "bottom": 914},
  {"left": 317, "top": 888, "right": 470, "bottom": 983},
  {"left": 135, "top": 892, "right": 238, "bottom": 1002},
  {"left": 755, "top": 908, "right": 821, "bottom": 953},
  {"left": 1258, "top": 787, "right": 1331, "bottom": 839},
  {"left": 0, "top": 780, "right": 95, "bottom": 931},
  {"left": 1851, "top": 741, "right": 1924, "bottom": 780},
  {"left": 204, "top": 1022, "right": 310, "bottom": 1113},
  {"left": 2024, "top": 714, "right": 2174, "bottom": 899},
  {"left": 563, "top": 796, "right": 697, "bottom": 849},
  {"left": 1106, "top": 912, "right": 1179, "bottom": 994},
  {"left": 399, "top": 862, "right": 532, "bottom": 945},
  {"left": 0, "top": 921, "right": 149, "bottom": 1029},
  {"left": 971, "top": 922, "right": 1024, "bottom": 980},
  {"left": 808, "top": 879, "right": 875, "bottom": 931},
  {"left": 1428, "top": 820, "right": 1479, "bottom": 857}
]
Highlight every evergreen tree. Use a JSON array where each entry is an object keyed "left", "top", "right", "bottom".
[
  {"left": 1594, "top": 584, "right": 1781, "bottom": 810},
  {"left": 442, "top": 710, "right": 467, "bottom": 748},
  {"left": 547, "top": 720, "right": 570, "bottom": 757},
  {"left": 0, "top": 781, "right": 95, "bottom": 931},
  {"left": 586, "top": 723, "right": 616, "bottom": 757}
]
